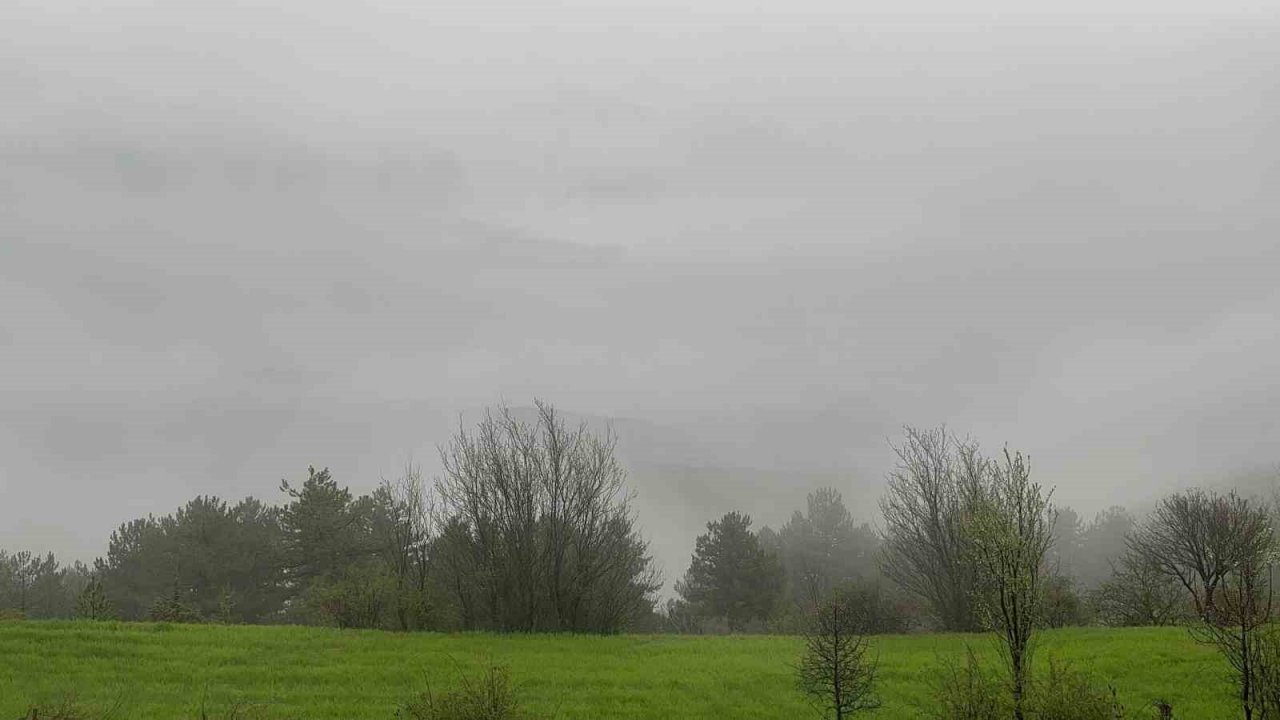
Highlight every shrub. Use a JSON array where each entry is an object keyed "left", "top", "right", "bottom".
[
  {"left": 924, "top": 648, "right": 1008, "bottom": 720},
  {"left": 837, "top": 581, "right": 921, "bottom": 635},
  {"left": 147, "top": 589, "right": 203, "bottom": 624},
  {"left": 399, "top": 663, "right": 531, "bottom": 720},
  {"left": 1028, "top": 658, "right": 1124, "bottom": 720},
  {"left": 770, "top": 582, "right": 923, "bottom": 636},
  {"left": 1090, "top": 555, "right": 1185, "bottom": 628},
  {"left": 1040, "top": 574, "right": 1092, "bottom": 628},
  {"left": 294, "top": 562, "right": 396, "bottom": 630}
]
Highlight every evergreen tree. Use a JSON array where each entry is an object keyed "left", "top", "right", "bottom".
[
  {"left": 678, "top": 511, "right": 783, "bottom": 632},
  {"left": 279, "top": 466, "right": 373, "bottom": 585},
  {"left": 774, "top": 488, "right": 879, "bottom": 610},
  {"left": 74, "top": 577, "right": 115, "bottom": 620}
]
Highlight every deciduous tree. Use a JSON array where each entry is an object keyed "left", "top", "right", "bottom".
[
  {"left": 435, "top": 401, "right": 659, "bottom": 632},
  {"left": 879, "top": 426, "right": 988, "bottom": 631}
]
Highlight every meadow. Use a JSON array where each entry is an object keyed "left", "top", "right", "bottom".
[{"left": 0, "top": 621, "right": 1234, "bottom": 719}]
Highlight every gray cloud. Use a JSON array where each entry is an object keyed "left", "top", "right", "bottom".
[{"left": 2, "top": 0, "right": 1278, "bottom": 574}]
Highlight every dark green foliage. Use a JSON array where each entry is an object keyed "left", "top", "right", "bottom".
[
  {"left": 96, "top": 516, "right": 166, "bottom": 620},
  {"left": 74, "top": 577, "right": 115, "bottom": 620},
  {"left": 279, "top": 467, "right": 374, "bottom": 585},
  {"left": 399, "top": 664, "right": 530, "bottom": 720},
  {"left": 657, "top": 596, "right": 704, "bottom": 634},
  {"left": 295, "top": 560, "right": 396, "bottom": 629},
  {"left": 677, "top": 510, "right": 783, "bottom": 632},
  {"left": 97, "top": 496, "right": 288, "bottom": 623},
  {"left": 147, "top": 587, "right": 203, "bottom": 623},
  {"left": 0, "top": 550, "right": 74, "bottom": 618}
]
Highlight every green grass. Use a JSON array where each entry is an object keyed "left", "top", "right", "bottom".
[{"left": 0, "top": 621, "right": 1236, "bottom": 719}]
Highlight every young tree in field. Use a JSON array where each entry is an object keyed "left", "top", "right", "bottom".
[
  {"left": 1128, "top": 489, "right": 1272, "bottom": 621},
  {"left": 678, "top": 511, "right": 783, "bottom": 632},
  {"left": 797, "top": 597, "right": 879, "bottom": 719},
  {"left": 75, "top": 577, "right": 115, "bottom": 620},
  {"left": 436, "top": 400, "right": 659, "bottom": 633},
  {"left": 879, "top": 426, "right": 988, "bottom": 631},
  {"left": 968, "top": 449, "right": 1056, "bottom": 720}
]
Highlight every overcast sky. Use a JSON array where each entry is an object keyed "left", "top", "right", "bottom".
[{"left": 2, "top": 0, "right": 1278, "bottom": 564}]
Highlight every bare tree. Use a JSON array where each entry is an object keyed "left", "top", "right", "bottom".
[
  {"left": 1185, "top": 494, "right": 1276, "bottom": 720},
  {"left": 1091, "top": 551, "right": 1186, "bottom": 627},
  {"left": 1129, "top": 489, "right": 1273, "bottom": 620},
  {"left": 435, "top": 400, "right": 659, "bottom": 632},
  {"left": 879, "top": 426, "right": 988, "bottom": 631},
  {"left": 372, "top": 464, "right": 434, "bottom": 631},
  {"left": 968, "top": 449, "right": 1056, "bottom": 720},
  {"left": 797, "top": 597, "right": 880, "bottom": 719},
  {"left": 1194, "top": 565, "right": 1273, "bottom": 719}
]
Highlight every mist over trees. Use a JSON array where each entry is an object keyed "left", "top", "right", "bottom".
[
  {"left": 2, "top": 409, "right": 1277, "bottom": 659},
  {"left": 764, "top": 488, "right": 880, "bottom": 611},
  {"left": 0, "top": 550, "right": 90, "bottom": 619},
  {"left": 0, "top": 401, "right": 661, "bottom": 633}
]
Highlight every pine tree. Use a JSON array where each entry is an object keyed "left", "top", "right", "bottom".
[
  {"left": 678, "top": 511, "right": 783, "bottom": 631},
  {"left": 74, "top": 577, "right": 115, "bottom": 620},
  {"left": 797, "top": 598, "right": 879, "bottom": 719}
]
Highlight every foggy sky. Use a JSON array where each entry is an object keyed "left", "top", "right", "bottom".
[{"left": 2, "top": 0, "right": 1278, "bottom": 572}]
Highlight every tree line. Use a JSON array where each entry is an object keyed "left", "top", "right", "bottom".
[
  {"left": 2, "top": 402, "right": 658, "bottom": 633},
  {"left": 1, "top": 409, "right": 1275, "bottom": 649},
  {"left": 664, "top": 427, "right": 1171, "bottom": 636}
]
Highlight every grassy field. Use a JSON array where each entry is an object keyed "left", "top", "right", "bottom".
[{"left": 0, "top": 621, "right": 1236, "bottom": 719}]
